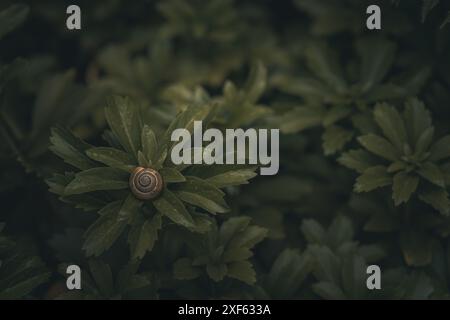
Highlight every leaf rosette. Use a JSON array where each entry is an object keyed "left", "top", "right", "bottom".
[
  {"left": 340, "top": 98, "right": 450, "bottom": 215},
  {"left": 47, "top": 96, "right": 257, "bottom": 259}
]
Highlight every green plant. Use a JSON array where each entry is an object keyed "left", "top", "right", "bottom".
[
  {"left": 0, "top": 223, "right": 50, "bottom": 299},
  {"left": 340, "top": 99, "right": 450, "bottom": 214},
  {"left": 47, "top": 96, "right": 257, "bottom": 259},
  {"left": 2, "top": 0, "right": 450, "bottom": 300},
  {"left": 174, "top": 216, "right": 267, "bottom": 285}
]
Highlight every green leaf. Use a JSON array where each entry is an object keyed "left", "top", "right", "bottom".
[
  {"left": 46, "top": 173, "right": 74, "bottom": 195},
  {"left": 300, "top": 219, "right": 326, "bottom": 244},
  {"left": 429, "top": 135, "right": 450, "bottom": 162},
  {"left": 154, "top": 146, "right": 168, "bottom": 169},
  {"left": 165, "top": 84, "right": 210, "bottom": 107},
  {"left": 62, "top": 194, "right": 109, "bottom": 212},
  {"left": 417, "top": 162, "right": 445, "bottom": 187},
  {"left": 228, "top": 225, "right": 267, "bottom": 249},
  {"left": 105, "top": 96, "right": 142, "bottom": 158},
  {"left": 173, "top": 258, "right": 200, "bottom": 280},
  {"left": 356, "top": 36, "right": 396, "bottom": 93},
  {"left": 305, "top": 42, "right": 347, "bottom": 93},
  {"left": 159, "top": 167, "right": 186, "bottom": 183},
  {"left": 351, "top": 112, "right": 378, "bottom": 134},
  {"left": 354, "top": 166, "right": 392, "bottom": 192},
  {"left": 415, "top": 127, "right": 434, "bottom": 156},
  {"left": 227, "top": 260, "right": 256, "bottom": 285},
  {"left": 392, "top": 172, "right": 419, "bottom": 205},
  {"left": 419, "top": 189, "right": 450, "bottom": 215},
  {"left": 163, "top": 104, "right": 211, "bottom": 150},
  {"left": 219, "top": 217, "right": 252, "bottom": 246},
  {"left": 86, "top": 147, "right": 136, "bottom": 172},
  {"left": 176, "top": 192, "right": 228, "bottom": 215},
  {"left": 273, "top": 75, "right": 331, "bottom": 100},
  {"left": 64, "top": 168, "right": 129, "bottom": 195},
  {"left": 118, "top": 194, "right": 142, "bottom": 222},
  {"left": 373, "top": 102, "right": 407, "bottom": 151},
  {"left": 309, "top": 245, "right": 341, "bottom": 284},
  {"left": 137, "top": 150, "right": 150, "bottom": 167},
  {"left": 322, "top": 105, "right": 352, "bottom": 127},
  {"left": 265, "top": 249, "right": 311, "bottom": 299},
  {"left": 206, "top": 263, "right": 227, "bottom": 282},
  {"left": 280, "top": 106, "right": 325, "bottom": 133},
  {"left": 190, "top": 213, "right": 213, "bottom": 234},
  {"left": 322, "top": 125, "right": 353, "bottom": 155},
  {"left": 188, "top": 164, "right": 257, "bottom": 188},
  {"left": 102, "top": 130, "right": 123, "bottom": 150},
  {"left": 128, "top": 213, "right": 162, "bottom": 259},
  {"left": 403, "top": 98, "right": 432, "bottom": 146},
  {"left": 83, "top": 201, "right": 128, "bottom": 257},
  {"left": 387, "top": 161, "right": 408, "bottom": 173},
  {"left": 327, "top": 215, "right": 354, "bottom": 246},
  {"left": 358, "top": 134, "right": 400, "bottom": 161},
  {"left": 243, "top": 60, "right": 267, "bottom": 104},
  {"left": 49, "top": 127, "right": 96, "bottom": 170},
  {"left": 88, "top": 260, "right": 114, "bottom": 297},
  {"left": 153, "top": 189, "right": 195, "bottom": 229},
  {"left": 338, "top": 149, "right": 377, "bottom": 174},
  {"left": 206, "top": 168, "right": 257, "bottom": 188},
  {"left": 141, "top": 125, "right": 158, "bottom": 165},
  {"left": 0, "top": 4, "right": 29, "bottom": 40},
  {"left": 222, "top": 247, "right": 253, "bottom": 263},
  {"left": 175, "top": 176, "right": 229, "bottom": 214}
]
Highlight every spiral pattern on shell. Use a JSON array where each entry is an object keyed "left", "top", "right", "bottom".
[{"left": 129, "top": 167, "right": 164, "bottom": 200}]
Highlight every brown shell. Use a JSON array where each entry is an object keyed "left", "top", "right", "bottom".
[{"left": 129, "top": 167, "right": 164, "bottom": 200}]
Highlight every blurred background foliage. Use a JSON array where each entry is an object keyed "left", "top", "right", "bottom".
[{"left": 1, "top": 0, "right": 450, "bottom": 299}]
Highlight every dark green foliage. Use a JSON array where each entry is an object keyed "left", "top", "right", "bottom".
[
  {"left": 47, "top": 96, "right": 256, "bottom": 258},
  {"left": 274, "top": 35, "right": 430, "bottom": 154},
  {"left": 260, "top": 249, "right": 312, "bottom": 299},
  {"left": 341, "top": 99, "right": 450, "bottom": 214},
  {"left": 56, "top": 260, "right": 158, "bottom": 299},
  {"left": 1, "top": 0, "right": 450, "bottom": 300},
  {"left": 0, "top": 224, "right": 50, "bottom": 299},
  {"left": 0, "top": 4, "right": 28, "bottom": 40},
  {"left": 174, "top": 216, "right": 267, "bottom": 285}
]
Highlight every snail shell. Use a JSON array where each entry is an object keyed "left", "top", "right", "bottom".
[{"left": 129, "top": 167, "right": 164, "bottom": 200}]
